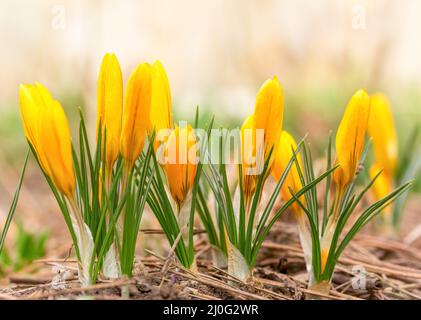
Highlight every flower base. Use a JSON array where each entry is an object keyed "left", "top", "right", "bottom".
[
  {"left": 211, "top": 246, "right": 228, "bottom": 269},
  {"left": 306, "top": 281, "right": 331, "bottom": 299},
  {"left": 227, "top": 244, "right": 252, "bottom": 283}
]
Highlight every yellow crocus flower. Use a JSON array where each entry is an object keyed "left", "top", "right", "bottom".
[
  {"left": 240, "top": 77, "right": 284, "bottom": 207},
  {"left": 333, "top": 89, "right": 370, "bottom": 189},
  {"left": 19, "top": 82, "right": 75, "bottom": 198},
  {"left": 150, "top": 61, "right": 173, "bottom": 150},
  {"left": 97, "top": 53, "right": 123, "bottom": 175},
  {"left": 120, "top": 63, "right": 153, "bottom": 168},
  {"left": 163, "top": 124, "right": 198, "bottom": 209},
  {"left": 19, "top": 83, "right": 50, "bottom": 174},
  {"left": 253, "top": 76, "right": 284, "bottom": 164},
  {"left": 272, "top": 130, "right": 304, "bottom": 215},
  {"left": 368, "top": 93, "right": 398, "bottom": 177}
]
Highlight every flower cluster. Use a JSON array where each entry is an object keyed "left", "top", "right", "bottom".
[{"left": 18, "top": 53, "right": 414, "bottom": 294}]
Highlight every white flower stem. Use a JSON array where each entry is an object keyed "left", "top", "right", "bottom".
[
  {"left": 295, "top": 212, "right": 312, "bottom": 272},
  {"left": 103, "top": 177, "right": 121, "bottom": 279},
  {"left": 68, "top": 197, "right": 94, "bottom": 287},
  {"left": 227, "top": 242, "right": 251, "bottom": 282}
]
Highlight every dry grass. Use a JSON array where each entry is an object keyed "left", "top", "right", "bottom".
[{"left": 2, "top": 206, "right": 421, "bottom": 300}]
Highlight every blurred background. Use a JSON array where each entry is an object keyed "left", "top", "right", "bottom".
[{"left": 0, "top": 0, "right": 420, "bottom": 270}]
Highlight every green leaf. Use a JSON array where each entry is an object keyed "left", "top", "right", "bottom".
[{"left": 0, "top": 151, "right": 29, "bottom": 254}]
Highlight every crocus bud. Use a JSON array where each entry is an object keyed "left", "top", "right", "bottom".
[
  {"left": 368, "top": 93, "right": 398, "bottom": 177},
  {"left": 20, "top": 83, "right": 75, "bottom": 198},
  {"left": 253, "top": 76, "right": 284, "bottom": 166},
  {"left": 163, "top": 124, "right": 198, "bottom": 209},
  {"left": 96, "top": 53, "right": 123, "bottom": 175},
  {"left": 120, "top": 63, "right": 153, "bottom": 168},
  {"left": 150, "top": 61, "right": 173, "bottom": 151},
  {"left": 240, "top": 76, "right": 284, "bottom": 207},
  {"left": 333, "top": 89, "right": 370, "bottom": 189}
]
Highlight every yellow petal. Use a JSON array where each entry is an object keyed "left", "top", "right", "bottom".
[
  {"left": 253, "top": 76, "right": 284, "bottom": 165},
  {"left": 321, "top": 248, "right": 329, "bottom": 273},
  {"left": 163, "top": 124, "right": 197, "bottom": 209},
  {"left": 368, "top": 93, "right": 398, "bottom": 177},
  {"left": 239, "top": 77, "right": 284, "bottom": 207},
  {"left": 369, "top": 163, "right": 393, "bottom": 215},
  {"left": 97, "top": 53, "right": 123, "bottom": 174},
  {"left": 19, "top": 84, "right": 42, "bottom": 151},
  {"left": 40, "top": 100, "right": 76, "bottom": 197},
  {"left": 150, "top": 61, "right": 173, "bottom": 132},
  {"left": 150, "top": 61, "right": 173, "bottom": 153},
  {"left": 20, "top": 84, "right": 52, "bottom": 176},
  {"left": 19, "top": 83, "right": 75, "bottom": 197},
  {"left": 272, "top": 131, "right": 304, "bottom": 215},
  {"left": 120, "top": 63, "right": 153, "bottom": 168},
  {"left": 333, "top": 89, "right": 370, "bottom": 189},
  {"left": 240, "top": 115, "right": 259, "bottom": 207}
]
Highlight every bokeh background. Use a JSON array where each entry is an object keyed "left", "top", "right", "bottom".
[{"left": 0, "top": 0, "right": 420, "bottom": 267}]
